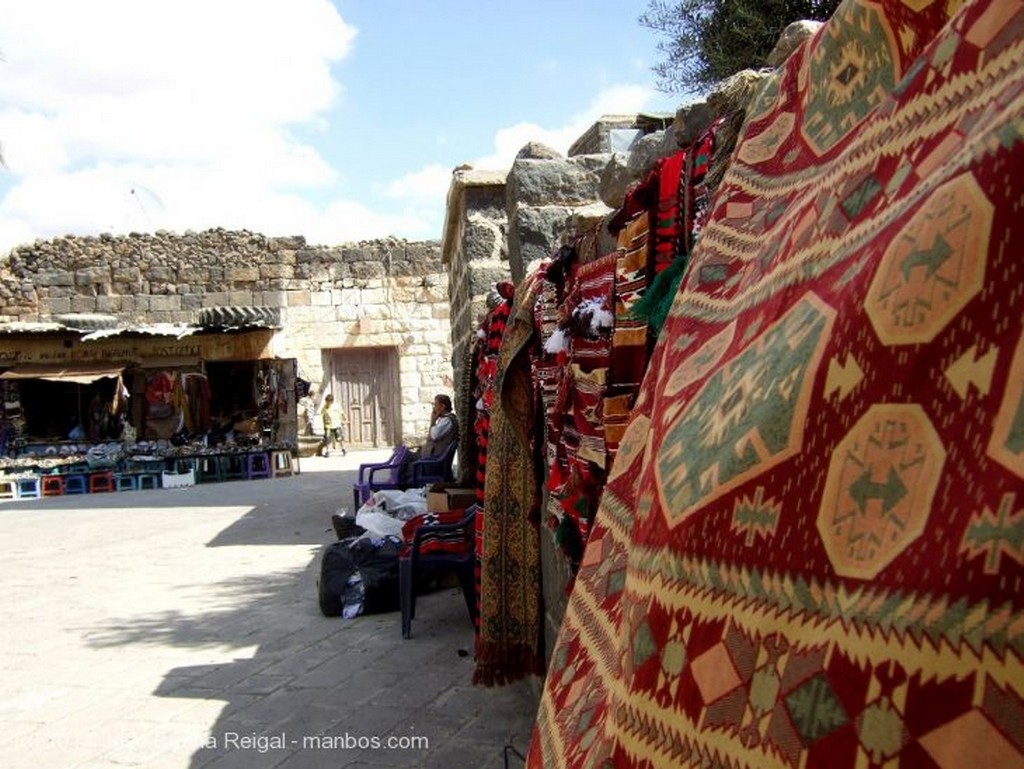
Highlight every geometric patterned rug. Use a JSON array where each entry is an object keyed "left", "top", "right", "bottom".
[{"left": 530, "top": 1, "right": 1024, "bottom": 766}]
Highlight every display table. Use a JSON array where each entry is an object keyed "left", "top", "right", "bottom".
[{"left": 0, "top": 444, "right": 299, "bottom": 500}]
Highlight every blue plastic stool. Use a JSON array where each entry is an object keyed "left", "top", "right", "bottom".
[
  {"left": 114, "top": 474, "right": 139, "bottom": 492},
  {"left": 64, "top": 474, "right": 88, "bottom": 494},
  {"left": 246, "top": 452, "right": 271, "bottom": 480},
  {"left": 137, "top": 474, "right": 161, "bottom": 490},
  {"left": 16, "top": 476, "right": 41, "bottom": 499}
]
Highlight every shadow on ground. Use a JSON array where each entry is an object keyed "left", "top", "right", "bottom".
[{"left": 76, "top": 457, "right": 538, "bottom": 769}]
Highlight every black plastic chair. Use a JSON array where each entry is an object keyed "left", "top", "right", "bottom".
[{"left": 399, "top": 504, "right": 478, "bottom": 639}]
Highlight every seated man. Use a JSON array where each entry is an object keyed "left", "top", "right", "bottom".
[{"left": 400, "top": 394, "right": 458, "bottom": 484}]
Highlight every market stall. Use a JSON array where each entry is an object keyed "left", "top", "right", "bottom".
[{"left": 0, "top": 320, "right": 299, "bottom": 497}]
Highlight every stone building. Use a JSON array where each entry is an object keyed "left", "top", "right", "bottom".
[{"left": 0, "top": 229, "right": 453, "bottom": 449}]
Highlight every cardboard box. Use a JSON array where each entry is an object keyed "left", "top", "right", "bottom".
[{"left": 427, "top": 484, "right": 477, "bottom": 513}]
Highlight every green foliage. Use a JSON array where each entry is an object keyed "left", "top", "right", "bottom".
[{"left": 640, "top": 0, "right": 842, "bottom": 95}]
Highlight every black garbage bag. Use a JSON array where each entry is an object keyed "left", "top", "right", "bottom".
[{"left": 317, "top": 535, "right": 402, "bottom": 618}]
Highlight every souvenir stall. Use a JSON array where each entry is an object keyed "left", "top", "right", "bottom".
[
  {"left": 0, "top": 323, "right": 299, "bottom": 498},
  {"left": 468, "top": 112, "right": 728, "bottom": 685}
]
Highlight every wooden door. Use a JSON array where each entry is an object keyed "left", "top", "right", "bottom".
[{"left": 327, "top": 348, "right": 400, "bottom": 448}]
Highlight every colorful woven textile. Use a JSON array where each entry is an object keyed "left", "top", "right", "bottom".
[
  {"left": 549, "top": 254, "right": 617, "bottom": 553},
  {"left": 475, "top": 274, "right": 546, "bottom": 686},
  {"left": 531, "top": 1, "right": 1024, "bottom": 767},
  {"left": 400, "top": 512, "right": 473, "bottom": 557}
]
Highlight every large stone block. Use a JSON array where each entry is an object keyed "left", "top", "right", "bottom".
[
  {"left": 469, "top": 266, "right": 513, "bottom": 298},
  {"left": 35, "top": 272, "right": 75, "bottom": 288},
  {"left": 268, "top": 235, "right": 306, "bottom": 250},
  {"left": 598, "top": 152, "right": 634, "bottom": 209},
  {"left": 227, "top": 266, "right": 259, "bottom": 283},
  {"left": 259, "top": 264, "right": 294, "bottom": 281},
  {"left": 310, "top": 291, "right": 333, "bottom": 307},
  {"left": 95, "top": 295, "right": 122, "bottom": 313},
  {"left": 506, "top": 157, "right": 601, "bottom": 207},
  {"left": 508, "top": 205, "right": 572, "bottom": 280},
  {"left": 349, "top": 261, "right": 385, "bottom": 280},
  {"left": 202, "top": 292, "right": 231, "bottom": 308},
  {"left": 462, "top": 217, "right": 507, "bottom": 263},
  {"left": 74, "top": 266, "right": 111, "bottom": 287},
  {"left": 70, "top": 296, "right": 98, "bottom": 313},
  {"left": 180, "top": 294, "right": 204, "bottom": 310},
  {"left": 43, "top": 297, "right": 71, "bottom": 314},
  {"left": 258, "top": 291, "right": 288, "bottom": 308},
  {"left": 146, "top": 265, "right": 174, "bottom": 282},
  {"left": 149, "top": 295, "right": 181, "bottom": 312},
  {"left": 295, "top": 263, "right": 331, "bottom": 282}
]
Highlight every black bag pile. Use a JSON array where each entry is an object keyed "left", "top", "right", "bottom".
[{"left": 317, "top": 535, "right": 402, "bottom": 618}]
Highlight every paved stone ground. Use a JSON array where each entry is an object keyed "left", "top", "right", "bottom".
[{"left": 0, "top": 452, "right": 539, "bottom": 769}]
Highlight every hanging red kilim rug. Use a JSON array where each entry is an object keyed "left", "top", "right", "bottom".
[{"left": 530, "top": 1, "right": 1024, "bottom": 767}]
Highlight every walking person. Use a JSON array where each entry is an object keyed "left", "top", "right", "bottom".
[{"left": 319, "top": 394, "right": 347, "bottom": 457}]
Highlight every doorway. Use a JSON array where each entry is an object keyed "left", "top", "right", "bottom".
[{"left": 325, "top": 347, "right": 401, "bottom": 448}]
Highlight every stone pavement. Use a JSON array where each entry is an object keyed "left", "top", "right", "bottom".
[{"left": 0, "top": 451, "right": 539, "bottom": 769}]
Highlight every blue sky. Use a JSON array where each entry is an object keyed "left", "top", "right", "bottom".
[{"left": 0, "top": 1, "right": 684, "bottom": 254}]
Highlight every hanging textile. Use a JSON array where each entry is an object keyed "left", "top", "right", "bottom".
[
  {"left": 474, "top": 272, "right": 546, "bottom": 686},
  {"left": 473, "top": 282, "right": 515, "bottom": 504},
  {"left": 531, "top": 1, "right": 1024, "bottom": 766},
  {"left": 472, "top": 283, "right": 515, "bottom": 629},
  {"left": 546, "top": 253, "right": 617, "bottom": 563},
  {"left": 606, "top": 211, "right": 652, "bottom": 461}
]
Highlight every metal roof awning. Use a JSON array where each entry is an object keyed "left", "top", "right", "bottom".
[
  {"left": 0, "top": 363, "right": 126, "bottom": 384},
  {"left": 79, "top": 323, "right": 199, "bottom": 341}
]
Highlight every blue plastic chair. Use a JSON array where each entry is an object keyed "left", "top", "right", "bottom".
[
  {"left": 352, "top": 445, "right": 411, "bottom": 510},
  {"left": 399, "top": 504, "right": 478, "bottom": 639},
  {"left": 410, "top": 443, "right": 458, "bottom": 487}
]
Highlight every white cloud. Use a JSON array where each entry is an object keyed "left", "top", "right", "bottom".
[
  {"left": 472, "top": 83, "right": 662, "bottom": 171},
  {"left": 0, "top": 0, "right": 357, "bottom": 254},
  {"left": 382, "top": 164, "right": 453, "bottom": 202},
  {"left": 0, "top": 6, "right": 675, "bottom": 258}
]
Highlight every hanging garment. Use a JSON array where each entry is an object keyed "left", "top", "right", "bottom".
[
  {"left": 546, "top": 254, "right": 617, "bottom": 562},
  {"left": 474, "top": 272, "right": 546, "bottom": 686},
  {"left": 531, "top": 1, "right": 1024, "bottom": 767}
]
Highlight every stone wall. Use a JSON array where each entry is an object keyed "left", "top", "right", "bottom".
[
  {"left": 442, "top": 168, "right": 511, "bottom": 476},
  {"left": 0, "top": 229, "right": 454, "bottom": 443}
]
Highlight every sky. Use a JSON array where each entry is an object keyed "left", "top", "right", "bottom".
[{"left": 0, "top": 0, "right": 686, "bottom": 256}]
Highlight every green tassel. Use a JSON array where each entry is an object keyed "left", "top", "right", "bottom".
[{"left": 628, "top": 254, "right": 689, "bottom": 336}]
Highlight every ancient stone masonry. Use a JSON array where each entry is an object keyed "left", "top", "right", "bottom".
[
  {"left": 0, "top": 228, "right": 454, "bottom": 444},
  {"left": 442, "top": 168, "right": 509, "bottom": 441}
]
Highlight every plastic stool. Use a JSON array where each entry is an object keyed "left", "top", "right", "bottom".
[
  {"left": 113, "top": 475, "right": 138, "bottom": 493},
  {"left": 270, "top": 450, "right": 293, "bottom": 478},
  {"left": 64, "top": 474, "right": 88, "bottom": 494},
  {"left": 173, "top": 457, "right": 201, "bottom": 482},
  {"left": 114, "top": 474, "right": 138, "bottom": 492},
  {"left": 246, "top": 452, "right": 271, "bottom": 480},
  {"left": 137, "top": 474, "right": 161, "bottom": 490},
  {"left": 41, "top": 475, "right": 65, "bottom": 496},
  {"left": 0, "top": 478, "right": 16, "bottom": 500},
  {"left": 197, "top": 455, "right": 224, "bottom": 483},
  {"left": 16, "top": 476, "right": 41, "bottom": 499},
  {"left": 89, "top": 471, "right": 115, "bottom": 493},
  {"left": 220, "top": 454, "right": 246, "bottom": 481}
]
